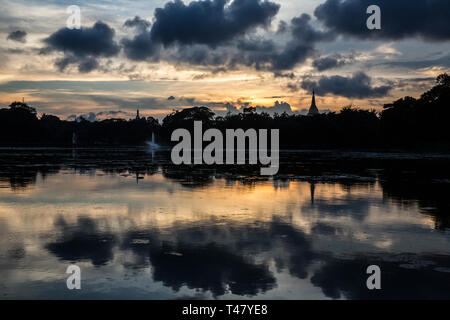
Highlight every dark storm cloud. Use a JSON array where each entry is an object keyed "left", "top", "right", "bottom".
[
  {"left": 53, "top": 55, "right": 77, "bottom": 72},
  {"left": 276, "top": 20, "right": 288, "bottom": 34},
  {"left": 268, "top": 42, "right": 315, "bottom": 70},
  {"left": 121, "top": 0, "right": 280, "bottom": 62},
  {"left": 227, "top": 13, "right": 334, "bottom": 71},
  {"left": 313, "top": 56, "right": 344, "bottom": 71},
  {"left": 38, "top": 1, "right": 339, "bottom": 73},
  {"left": 123, "top": 16, "right": 151, "bottom": 32},
  {"left": 247, "top": 13, "right": 335, "bottom": 71},
  {"left": 236, "top": 37, "right": 275, "bottom": 52},
  {"left": 301, "top": 72, "right": 392, "bottom": 99},
  {"left": 121, "top": 31, "right": 159, "bottom": 61},
  {"left": 7, "top": 30, "right": 27, "bottom": 43},
  {"left": 150, "top": 0, "right": 280, "bottom": 47},
  {"left": 159, "top": 13, "right": 333, "bottom": 71},
  {"left": 290, "top": 13, "right": 334, "bottom": 42},
  {"left": 273, "top": 71, "right": 295, "bottom": 79},
  {"left": 121, "top": 17, "right": 154, "bottom": 61},
  {"left": 119, "top": 0, "right": 334, "bottom": 71},
  {"left": 43, "top": 21, "right": 120, "bottom": 57},
  {"left": 42, "top": 21, "right": 120, "bottom": 72},
  {"left": 169, "top": 44, "right": 230, "bottom": 66},
  {"left": 286, "top": 82, "right": 299, "bottom": 92},
  {"left": 314, "top": 0, "right": 450, "bottom": 41},
  {"left": 381, "top": 54, "right": 450, "bottom": 69},
  {"left": 312, "top": 53, "right": 355, "bottom": 71},
  {"left": 55, "top": 55, "right": 100, "bottom": 73}
]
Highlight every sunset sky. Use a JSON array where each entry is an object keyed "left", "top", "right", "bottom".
[{"left": 1, "top": 0, "right": 449, "bottom": 120}]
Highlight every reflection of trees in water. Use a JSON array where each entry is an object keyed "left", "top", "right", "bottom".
[
  {"left": 161, "top": 163, "right": 272, "bottom": 189},
  {"left": 379, "top": 159, "right": 450, "bottom": 230},
  {"left": 310, "top": 253, "right": 450, "bottom": 299},
  {"left": 43, "top": 216, "right": 450, "bottom": 299},
  {"left": 161, "top": 166, "right": 216, "bottom": 188},
  {"left": 381, "top": 179, "right": 450, "bottom": 230},
  {"left": 45, "top": 216, "right": 118, "bottom": 267},
  {"left": 1, "top": 149, "right": 449, "bottom": 230},
  {"left": 3, "top": 149, "right": 449, "bottom": 298},
  {"left": 118, "top": 218, "right": 316, "bottom": 297},
  {"left": 44, "top": 215, "right": 316, "bottom": 297},
  {"left": 0, "top": 166, "right": 59, "bottom": 191},
  {"left": 0, "top": 148, "right": 160, "bottom": 189},
  {"left": 140, "top": 241, "right": 275, "bottom": 297}
]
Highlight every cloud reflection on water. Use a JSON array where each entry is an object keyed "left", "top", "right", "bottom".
[{"left": 0, "top": 149, "right": 449, "bottom": 299}]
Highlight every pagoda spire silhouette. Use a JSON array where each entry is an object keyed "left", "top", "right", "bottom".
[{"left": 307, "top": 90, "right": 319, "bottom": 116}]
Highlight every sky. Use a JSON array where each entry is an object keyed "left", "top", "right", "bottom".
[{"left": 0, "top": 0, "right": 449, "bottom": 120}]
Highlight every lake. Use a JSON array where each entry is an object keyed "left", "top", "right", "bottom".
[{"left": 0, "top": 148, "right": 449, "bottom": 299}]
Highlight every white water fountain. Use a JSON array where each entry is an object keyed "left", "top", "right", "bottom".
[
  {"left": 146, "top": 132, "right": 160, "bottom": 160},
  {"left": 147, "top": 132, "right": 160, "bottom": 150}
]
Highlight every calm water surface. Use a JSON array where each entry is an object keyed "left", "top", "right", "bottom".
[{"left": 0, "top": 148, "right": 449, "bottom": 299}]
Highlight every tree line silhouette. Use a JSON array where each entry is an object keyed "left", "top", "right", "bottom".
[{"left": 0, "top": 73, "right": 449, "bottom": 149}]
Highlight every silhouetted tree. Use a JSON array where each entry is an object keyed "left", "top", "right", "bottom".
[
  {"left": 381, "top": 73, "right": 450, "bottom": 147},
  {"left": 0, "top": 74, "right": 449, "bottom": 149},
  {"left": 9, "top": 101, "right": 37, "bottom": 115}
]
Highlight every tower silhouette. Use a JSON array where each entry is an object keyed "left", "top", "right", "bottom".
[{"left": 307, "top": 90, "right": 319, "bottom": 116}]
